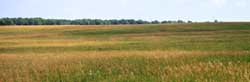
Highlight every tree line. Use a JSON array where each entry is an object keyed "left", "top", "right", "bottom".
[{"left": 0, "top": 18, "right": 187, "bottom": 25}]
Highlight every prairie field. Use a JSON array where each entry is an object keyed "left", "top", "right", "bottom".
[{"left": 0, "top": 23, "right": 250, "bottom": 82}]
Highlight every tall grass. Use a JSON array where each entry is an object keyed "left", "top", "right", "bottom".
[{"left": 0, "top": 23, "right": 250, "bottom": 82}]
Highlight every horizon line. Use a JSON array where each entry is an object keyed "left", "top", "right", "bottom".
[{"left": 1, "top": 17, "right": 250, "bottom": 22}]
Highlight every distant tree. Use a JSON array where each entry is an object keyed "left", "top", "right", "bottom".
[
  {"left": 94, "top": 19, "right": 103, "bottom": 25},
  {"left": 86, "top": 19, "right": 92, "bottom": 25},
  {"left": 55, "top": 20, "right": 63, "bottom": 25},
  {"left": 119, "top": 19, "right": 129, "bottom": 24},
  {"left": 79, "top": 19, "right": 89, "bottom": 25},
  {"left": 27, "top": 18, "right": 35, "bottom": 25},
  {"left": 187, "top": 20, "right": 192, "bottom": 23},
  {"left": 46, "top": 19, "right": 57, "bottom": 25},
  {"left": 111, "top": 20, "right": 119, "bottom": 25},
  {"left": 103, "top": 20, "right": 111, "bottom": 25},
  {"left": 15, "top": 18, "right": 25, "bottom": 25},
  {"left": 177, "top": 20, "right": 185, "bottom": 23},
  {"left": 151, "top": 20, "right": 160, "bottom": 24},
  {"left": 0, "top": 19, "right": 6, "bottom": 25},
  {"left": 127, "top": 19, "right": 136, "bottom": 24},
  {"left": 214, "top": 20, "right": 218, "bottom": 23},
  {"left": 33, "top": 18, "right": 43, "bottom": 25},
  {"left": 163, "top": 20, "right": 177, "bottom": 23},
  {"left": 4, "top": 18, "right": 14, "bottom": 25},
  {"left": 161, "top": 21, "right": 168, "bottom": 24},
  {"left": 0, "top": 17, "right": 200, "bottom": 25},
  {"left": 136, "top": 20, "right": 144, "bottom": 24}
]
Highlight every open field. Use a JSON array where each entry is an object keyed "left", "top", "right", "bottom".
[{"left": 0, "top": 23, "right": 250, "bottom": 82}]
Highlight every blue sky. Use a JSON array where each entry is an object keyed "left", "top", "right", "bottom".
[{"left": 0, "top": 0, "right": 249, "bottom": 21}]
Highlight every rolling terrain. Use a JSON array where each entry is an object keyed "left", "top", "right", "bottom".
[{"left": 0, "top": 23, "right": 250, "bottom": 82}]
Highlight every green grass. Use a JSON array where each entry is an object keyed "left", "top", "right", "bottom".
[{"left": 0, "top": 23, "right": 250, "bottom": 82}]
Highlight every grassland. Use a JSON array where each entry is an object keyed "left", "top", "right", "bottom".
[{"left": 0, "top": 23, "right": 250, "bottom": 82}]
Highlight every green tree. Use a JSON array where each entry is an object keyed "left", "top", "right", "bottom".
[{"left": 151, "top": 20, "right": 160, "bottom": 24}]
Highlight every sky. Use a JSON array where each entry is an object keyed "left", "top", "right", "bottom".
[{"left": 0, "top": 0, "right": 250, "bottom": 21}]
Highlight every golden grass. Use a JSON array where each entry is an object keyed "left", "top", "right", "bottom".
[
  {"left": 0, "top": 51, "right": 249, "bottom": 82},
  {"left": 0, "top": 23, "right": 250, "bottom": 81},
  {"left": 0, "top": 50, "right": 248, "bottom": 60}
]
